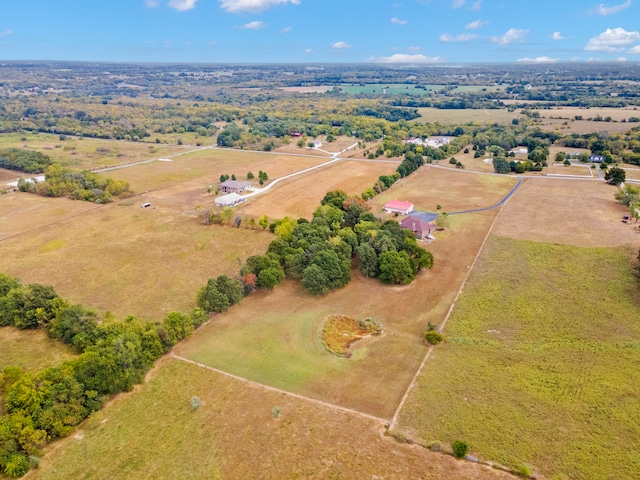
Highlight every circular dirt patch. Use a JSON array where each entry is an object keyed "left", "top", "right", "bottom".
[{"left": 321, "top": 315, "right": 382, "bottom": 358}]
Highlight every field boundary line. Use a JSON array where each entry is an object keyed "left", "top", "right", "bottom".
[
  {"left": 388, "top": 179, "right": 525, "bottom": 431},
  {"left": 170, "top": 353, "right": 389, "bottom": 424}
]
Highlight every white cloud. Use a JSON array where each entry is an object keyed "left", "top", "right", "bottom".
[
  {"left": 369, "top": 53, "right": 441, "bottom": 64},
  {"left": 465, "top": 19, "right": 487, "bottom": 30},
  {"left": 408, "top": 45, "right": 422, "bottom": 51},
  {"left": 584, "top": 27, "right": 640, "bottom": 52},
  {"left": 145, "top": 0, "right": 159, "bottom": 7},
  {"left": 279, "top": 26, "right": 292, "bottom": 33},
  {"left": 491, "top": 28, "right": 528, "bottom": 45},
  {"left": 471, "top": 0, "right": 482, "bottom": 10},
  {"left": 629, "top": 45, "right": 640, "bottom": 53},
  {"left": 439, "top": 33, "right": 478, "bottom": 42},
  {"left": 208, "top": 41, "right": 217, "bottom": 45},
  {"left": 452, "top": 0, "right": 465, "bottom": 8},
  {"left": 304, "top": 48, "right": 314, "bottom": 54},
  {"left": 617, "top": 56, "right": 628, "bottom": 61},
  {"left": 588, "top": 0, "right": 632, "bottom": 15},
  {"left": 0, "top": 30, "right": 13, "bottom": 36},
  {"left": 242, "top": 20, "right": 264, "bottom": 29},
  {"left": 219, "top": 0, "right": 300, "bottom": 13},
  {"left": 391, "top": 17, "right": 408, "bottom": 25},
  {"left": 168, "top": 0, "right": 198, "bottom": 11},
  {"left": 332, "top": 41, "right": 351, "bottom": 49},
  {"left": 517, "top": 56, "right": 559, "bottom": 63},
  {"left": 552, "top": 31, "right": 564, "bottom": 40}
]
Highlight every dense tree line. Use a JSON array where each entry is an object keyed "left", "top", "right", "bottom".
[
  {"left": 18, "top": 164, "right": 131, "bottom": 203},
  {"left": 0, "top": 274, "right": 206, "bottom": 477},
  {"left": 0, "top": 149, "right": 52, "bottom": 174}
]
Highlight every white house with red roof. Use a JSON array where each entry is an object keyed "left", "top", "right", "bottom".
[{"left": 383, "top": 200, "right": 414, "bottom": 215}]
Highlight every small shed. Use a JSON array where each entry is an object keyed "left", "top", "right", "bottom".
[
  {"left": 383, "top": 200, "right": 414, "bottom": 215},
  {"left": 215, "top": 192, "right": 246, "bottom": 207},
  {"left": 220, "top": 180, "right": 252, "bottom": 194},
  {"left": 400, "top": 217, "right": 436, "bottom": 241}
]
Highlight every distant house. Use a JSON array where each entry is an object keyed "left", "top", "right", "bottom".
[
  {"left": 215, "top": 192, "right": 246, "bottom": 207},
  {"left": 511, "top": 147, "right": 528, "bottom": 155},
  {"left": 383, "top": 200, "right": 414, "bottom": 215},
  {"left": 400, "top": 217, "right": 437, "bottom": 241},
  {"left": 291, "top": 132, "right": 303, "bottom": 137},
  {"left": 590, "top": 155, "right": 605, "bottom": 163},
  {"left": 220, "top": 180, "right": 252, "bottom": 193}
]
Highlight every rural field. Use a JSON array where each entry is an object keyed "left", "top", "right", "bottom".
[
  {"left": 32, "top": 358, "right": 514, "bottom": 480},
  {"left": 175, "top": 211, "right": 497, "bottom": 418},
  {"left": 397, "top": 236, "right": 640, "bottom": 479},
  {"left": 370, "top": 165, "right": 518, "bottom": 215},
  {"left": 0, "top": 133, "right": 186, "bottom": 171},
  {"left": 0, "top": 200, "right": 273, "bottom": 321},
  {"left": 415, "top": 108, "right": 522, "bottom": 125},
  {"left": 492, "top": 178, "right": 639, "bottom": 247},
  {"left": 103, "top": 148, "right": 329, "bottom": 193},
  {"left": 546, "top": 162, "right": 594, "bottom": 177},
  {"left": 0, "top": 327, "right": 75, "bottom": 373},
  {"left": 239, "top": 159, "right": 398, "bottom": 219}
]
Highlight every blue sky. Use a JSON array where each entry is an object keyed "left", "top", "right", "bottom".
[{"left": 1, "top": 0, "right": 640, "bottom": 63}]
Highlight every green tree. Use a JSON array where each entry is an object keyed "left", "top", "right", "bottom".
[
  {"left": 452, "top": 440, "right": 469, "bottom": 459},
  {"left": 4, "top": 453, "right": 30, "bottom": 478},
  {"left": 378, "top": 251, "right": 415, "bottom": 285},
  {"left": 605, "top": 166, "right": 626, "bottom": 185},
  {"left": 215, "top": 275, "right": 244, "bottom": 305},
  {"left": 259, "top": 215, "right": 269, "bottom": 230},
  {"left": 257, "top": 268, "right": 284, "bottom": 290},
  {"left": 196, "top": 281, "right": 230, "bottom": 313},
  {"left": 301, "top": 264, "right": 331, "bottom": 295},
  {"left": 356, "top": 243, "right": 378, "bottom": 277},
  {"left": 247, "top": 171, "right": 254, "bottom": 180}
]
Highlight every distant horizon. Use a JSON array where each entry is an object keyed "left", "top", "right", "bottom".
[{"left": 1, "top": 1, "right": 640, "bottom": 64}]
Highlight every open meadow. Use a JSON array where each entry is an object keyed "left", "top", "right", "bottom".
[
  {"left": 175, "top": 211, "right": 497, "bottom": 419},
  {"left": 103, "top": 148, "right": 329, "bottom": 193},
  {"left": 546, "top": 162, "right": 594, "bottom": 177},
  {"left": 0, "top": 197, "right": 272, "bottom": 321},
  {"left": 239, "top": 159, "right": 398, "bottom": 219},
  {"left": 397, "top": 236, "right": 640, "bottom": 479},
  {"left": 32, "top": 358, "right": 514, "bottom": 480},
  {"left": 0, "top": 133, "right": 186, "bottom": 171},
  {"left": 492, "top": 178, "right": 639, "bottom": 247},
  {"left": 370, "top": 166, "right": 518, "bottom": 215},
  {"left": 0, "top": 327, "right": 76, "bottom": 372},
  {"left": 415, "top": 108, "right": 522, "bottom": 125}
]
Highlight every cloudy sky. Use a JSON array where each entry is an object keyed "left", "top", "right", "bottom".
[{"left": 1, "top": 0, "right": 639, "bottom": 63}]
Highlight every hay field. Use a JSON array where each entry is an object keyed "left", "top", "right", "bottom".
[
  {"left": 0, "top": 193, "right": 99, "bottom": 240},
  {"left": 176, "top": 211, "right": 497, "bottom": 418},
  {"left": 103, "top": 148, "right": 329, "bottom": 193},
  {"left": 32, "top": 358, "right": 513, "bottom": 480},
  {"left": 370, "top": 166, "right": 518, "bottom": 214},
  {"left": 0, "top": 133, "right": 185, "bottom": 171},
  {"left": 398, "top": 237, "right": 640, "bottom": 479},
  {"left": 239, "top": 160, "right": 398, "bottom": 219},
  {"left": 546, "top": 163, "right": 594, "bottom": 177},
  {"left": 0, "top": 203, "right": 273, "bottom": 321},
  {"left": 415, "top": 108, "right": 521, "bottom": 125},
  {"left": 492, "top": 178, "right": 639, "bottom": 247}
]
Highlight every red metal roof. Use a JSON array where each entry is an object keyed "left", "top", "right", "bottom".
[{"left": 384, "top": 200, "right": 413, "bottom": 210}]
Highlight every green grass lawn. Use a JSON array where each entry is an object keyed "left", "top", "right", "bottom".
[{"left": 398, "top": 236, "right": 640, "bottom": 479}]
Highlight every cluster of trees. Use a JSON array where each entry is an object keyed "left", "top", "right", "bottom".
[
  {"left": 0, "top": 274, "right": 205, "bottom": 477},
  {"left": 615, "top": 184, "right": 640, "bottom": 220},
  {"left": 196, "top": 275, "right": 245, "bottom": 313},
  {"left": 0, "top": 149, "right": 52, "bottom": 174},
  {"left": 18, "top": 164, "right": 131, "bottom": 203},
  {"left": 263, "top": 190, "right": 433, "bottom": 295}
]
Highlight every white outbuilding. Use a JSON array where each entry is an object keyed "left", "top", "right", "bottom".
[{"left": 214, "top": 192, "right": 246, "bottom": 207}]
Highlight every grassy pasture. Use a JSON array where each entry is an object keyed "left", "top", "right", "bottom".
[
  {"left": 370, "top": 166, "right": 518, "bottom": 215},
  {"left": 176, "top": 211, "right": 497, "bottom": 418},
  {"left": 0, "top": 202, "right": 273, "bottom": 321},
  {"left": 492, "top": 178, "right": 639, "bottom": 247},
  {"left": 398, "top": 237, "right": 640, "bottom": 479},
  {"left": 239, "top": 159, "right": 398, "bottom": 219},
  {"left": 546, "top": 163, "right": 594, "bottom": 177},
  {"left": 415, "top": 108, "right": 522, "bottom": 125},
  {"left": 103, "top": 148, "right": 329, "bottom": 193},
  {"left": 339, "top": 83, "right": 444, "bottom": 95},
  {"left": 0, "top": 133, "right": 185, "bottom": 171},
  {"left": 32, "top": 359, "right": 513, "bottom": 480},
  {"left": 0, "top": 193, "right": 98, "bottom": 240},
  {"left": 438, "top": 148, "right": 497, "bottom": 174},
  {"left": 0, "top": 327, "right": 75, "bottom": 372}
]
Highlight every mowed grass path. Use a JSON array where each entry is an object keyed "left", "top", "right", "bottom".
[
  {"left": 398, "top": 236, "right": 640, "bottom": 479},
  {"left": 33, "top": 359, "right": 513, "bottom": 480},
  {"left": 176, "top": 212, "right": 497, "bottom": 418}
]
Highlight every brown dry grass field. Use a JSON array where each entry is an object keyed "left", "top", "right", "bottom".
[
  {"left": 0, "top": 193, "right": 99, "bottom": 240},
  {"left": 0, "top": 327, "right": 76, "bottom": 372},
  {"left": 0, "top": 133, "right": 186, "bottom": 171},
  {"left": 103, "top": 148, "right": 329, "bottom": 193},
  {"left": 0, "top": 200, "right": 272, "bottom": 321},
  {"left": 32, "top": 358, "right": 514, "bottom": 480},
  {"left": 273, "top": 143, "right": 332, "bottom": 157},
  {"left": 175, "top": 211, "right": 497, "bottom": 418},
  {"left": 492, "top": 178, "right": 639, "bottom": 247},
  {"left": 623, "top": 167, "right": 640, "bottom": 181},
  {"left": 0, "top": 167, "right": 20, "bottom": 184},
  {"left": 538, "top": 117, "right": 633, "bottom": 135},
  {"left": 438, "top": 147, "right": 496, "bottom": 174},
  {"left": 239, "top": 159, "right": 398, "bottom": 219},
  {"left": 546, "top": 163, "right": 594, "bottom": 177},
  {"left": 279, "top": 85, "right": 334, "bottom": 93},
  {"left": 370, "top": 166, "right": 518, "bottom": 214},
  {"left": 415, "top": 108, "right": 522, "bottom": 125},
  {"left": 543, "top": 106, "right": 640, "bottom": 122}
]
